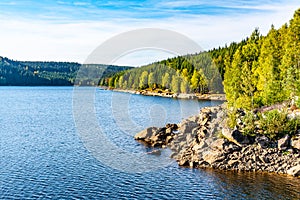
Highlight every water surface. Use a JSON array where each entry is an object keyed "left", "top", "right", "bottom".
[{"left": 0, "top": 87, "right": 299, "bottom": 199}]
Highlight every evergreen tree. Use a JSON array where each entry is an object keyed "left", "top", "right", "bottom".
[
  {"left": 139, "top": 71, "right": 148, "bottom": 89},
  {"left": 280, "top": 9, "right": 300, "bottom": 98},
  {"left": 162, "top": 73, "right": 170, "bottom": 89},
  {"left": 171, "top": 75, "right": 180, "bottom": 93}
]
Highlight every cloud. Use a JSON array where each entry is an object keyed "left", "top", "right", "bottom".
[{"left": 0, "top": 0, "right": 299, "bottom": 65}]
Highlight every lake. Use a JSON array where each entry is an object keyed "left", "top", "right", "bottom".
[{"left": 0, "top": 87, "right": 299, "bottom": 199}]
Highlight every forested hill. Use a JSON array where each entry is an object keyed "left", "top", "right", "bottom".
[
  {"left": 99, "top": 53, "right": 224, "bottom": 94},
  {"left": 0, "top": 56, "right": 133, "bottom": 86},
  {"left": 102, "top": 8, "right": 300, "bottom": 111}
]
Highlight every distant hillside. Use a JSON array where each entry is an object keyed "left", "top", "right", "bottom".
[
  {"left": 99, "top": 52, "right": 224, "bottom": 94},
  {"left": 0, "top": 56, "right": 133, "bottom": 86}
]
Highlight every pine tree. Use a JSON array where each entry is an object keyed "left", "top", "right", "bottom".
[
  {"left": 256, "top": 25, "right": 283, "bottom": 105},
  {"left": 223, "top": 49, "right": 243, "bottom": 108},
  {"left": 171, "top": 75, "right": 180, "bottom": 93},
  {"left": 162, "top": 73, "right": 170, "bottom": 89},
  {"left": 148, "top": 72, "right": 156, "bottom": 89},
  {"left": 280, "top": 9, "right": 300, "bottom": 98},
  {"left": 139, "top": 71, "right": 148, "bottom": 89}
]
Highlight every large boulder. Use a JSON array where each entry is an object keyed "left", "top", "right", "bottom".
[
  {"left": 291, "top": 135, "right": 300, "bottom": 150},
  {"left": 210, "top": 139, "right": 226, "bottom": 151},
  {"left": 256, "top": 135, "right": 271, "bottom": 148},
  {"left": 202, "top": 150, "right": 224, "bottom": 165},
  {"left": 278, "top": 134, "right": 291, "bottom": 150},
  {"left": 180, "top": 121, "right": 199, "bottom": 134},
  {"left": 134, "top": 127, "right": 158, "bottom": 140},
  {"left": 222, "top": 128, "right": 250, "bottom": 146},
  {"left": 287, "top": 165, "right": 300, "bottom": 177}
]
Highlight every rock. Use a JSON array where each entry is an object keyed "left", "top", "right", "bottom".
[
  {"left": 192, "top": 141, "right": 208, "bottom": 151},
  {"left": 200, "top": 117, "right": 209, "bottom": 126},
  {"left": 278, "top": 134, "right": 291, "bottom": 150},
  {"left": 228, "top": 160, "right": 239, "bottom": 167},
  {"left": 222, "top": 128, "right": 250, "bottom": 146},
  {"left": 287, "top": 165, "right": 300, "bottom": 177},
  {"left": 201, "top": 107, "right": 211, "bottom": 114},
  {"left": 256, "top": 135, "right": 270, "bottom": 148},
  {"left": 202, "top": 150, "right": 224, "bottom": 165},
  {"left": 180, "top": 121, "right": 199, "bottom": 134},
  {"left": 210, "top": 139, "right": 226, "bottom": 151},
  {"left": 291, "top": 135, "right": 300, "bottom": 150},
  {"left": 166, "top": 123, "right": 178, "bottom": 130},
  {"left": 135, "top": 127, "right": 158, "bottom": 140},
  {"left": 146, "top": 149, "right": 161, "bottom": 156},
  {"left": 224, "top": 143, "right": 241, "bottom": 153},
  {"left": 135, "top": 104, "right": 300, "bottom": 177},
  {"left": 186, "top": 116, "right": 199, "bottom": 123}
]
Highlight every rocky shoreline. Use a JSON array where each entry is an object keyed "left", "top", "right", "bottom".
[
  {"left": 135, "top": 104, "right": 300, "bottom": 177},
  {"left": 100, "top": 87, "right": 226, "bottom": 101}
]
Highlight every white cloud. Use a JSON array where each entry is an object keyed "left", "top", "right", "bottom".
[{"left": 0, "top": 1, "right": 299, "bottom": 66}]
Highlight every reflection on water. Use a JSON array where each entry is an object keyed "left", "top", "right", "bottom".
[
  {"left": 0, "top": 87, "right": 299, "bottom": 199},
  {"left": 201, "top": 168, "right": 300, "bottom": 199}
]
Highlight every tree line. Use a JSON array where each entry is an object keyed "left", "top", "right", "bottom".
[
  {"left": 100, "top": 53, "right": 223, "bottom": 94},
  {"left": 0, "top": 57, "right": 132, "bottom": 86}
]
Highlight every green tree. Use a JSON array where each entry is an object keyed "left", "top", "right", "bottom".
[
  {"left": 162, "top": 72, "right": 170, "bottom": 89},
  {"left": 223, "top": 49, "right": 243, "bottom": 108},
  {"left": 256, "top": 25, "right": 283, "bottom": 105},
  {"left": 148, "top": 72, "right": 156, "bottom": 89},
  {"left": 280, "top": 9, "right": 300, "bottom": 98},
  {"left": 171, "top": 75, "right": 180, "bottom": 93},
  {"left": 180, "top": 79, "right": 189, "bottom": 93},
  {"left": 139, "top": 71, "right": 148, "bottom": 89}
]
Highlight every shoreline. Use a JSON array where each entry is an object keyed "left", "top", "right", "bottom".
[
  {"left": 134, "top": 104, "right": 300, "bottom": 177},
  {"left": 100, "top": 87, "right": 226, "bottom": 101}
]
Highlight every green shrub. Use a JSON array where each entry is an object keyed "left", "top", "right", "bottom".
[
  {"left": 259, "top": 110, "right": 300, "bottom": 140},
  {"left": 242, "top": 112, "right": 258, "bottom": 136},
  {"left": 296, "top": 98, "right": 300, "bottom": 108},
  {"left": 226, "top": 109, "right": 237, "bottom": 129}
]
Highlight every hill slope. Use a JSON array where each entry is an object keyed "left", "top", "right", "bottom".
[{"left": 0, "top": 56, "right": 133, "bottom": 86}]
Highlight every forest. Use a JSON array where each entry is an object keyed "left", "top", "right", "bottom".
[
  {"left": 0, "top": 57, "right": 132, "bottom": 86},
  {"left": 99, "top": 53, "right": 223, "bottom": 94},
  {"left": 102, "top": 8, "right": 300, "bottom": 111}
]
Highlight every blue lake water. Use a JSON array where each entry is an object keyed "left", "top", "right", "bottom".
[{"left": 0, "top": 87, "right": 299, "bottom": 199}]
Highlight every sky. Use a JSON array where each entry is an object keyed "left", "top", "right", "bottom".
[{"left": 0, "top": 0, "right": 299, "bottom": 66}]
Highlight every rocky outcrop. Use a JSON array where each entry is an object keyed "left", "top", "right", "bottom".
[
  {"left": 134, "top": 104, "right": 300, "bottom": 177},
  {"left": 134, "top": 124, "right": 178, "bottom": 148}
]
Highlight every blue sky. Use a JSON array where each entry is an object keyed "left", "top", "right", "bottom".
[{"left": 0, "top": 0, "right": 299, "bottom": 65}]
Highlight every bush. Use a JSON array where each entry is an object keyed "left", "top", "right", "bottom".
[
  {"left": 228, "top": 107, "right": 300, "bottom": 140},
  {"left": 226, "top": 109, "right": 238, "bottom": 129},
  {"left": 242, "top": 112, "right": 258, "bottom": 136},
  {"left": 296, "top": 97, "right": 300, "bottom": 108},
  {"left": 259, "top": 110, "right": 300, "bottom": 140}
]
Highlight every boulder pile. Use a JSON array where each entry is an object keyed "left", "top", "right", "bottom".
[{"left": 134, "top": 104, "right": 300, "bottom": 177}]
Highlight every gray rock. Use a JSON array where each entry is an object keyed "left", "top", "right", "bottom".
[
  {"left": 180, "top": 121, "right": 199, "bottom": 134},
  {"left": 202, "top": 150, "right": 224, "bottom": 165},
  {"left": 210, "top": 139, "right": 226, "bottom": 151},
  {"left": 278, "top": 134, "right": 291, "bottom": 150},
  {"left": 291, "top": 135, "right": 300, "bottom": 150},
  {"left": 222, "top": 128, "right": 250, "bottom": 146},
  {"left": 134, "top": 127, "right": 158, "bottom": 140},
  {"left": 287, "top": 165, "right": 300, "bottom": 177},
  {"left": 256, "top": 135, "right": 270, "bottom": 148}
]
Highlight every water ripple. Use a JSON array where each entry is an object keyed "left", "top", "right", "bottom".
[{"left": 0, "top": 87, "right": 299, "bottom": 199}]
